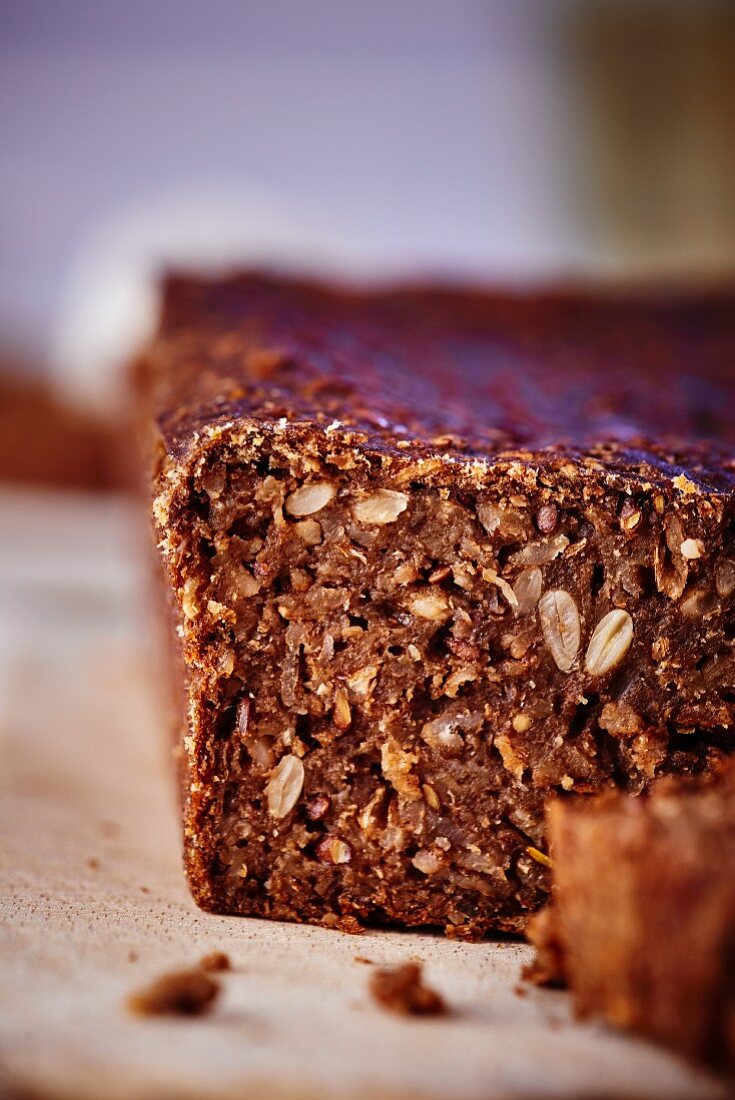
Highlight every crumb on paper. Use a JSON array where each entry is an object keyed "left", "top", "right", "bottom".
[
  {"left": 127, "top": 968, "right": 220, "bottom": 1017},
  {"left": 369, "top": 962, "right": 447, "bottom": 1016},
  {"left": 321, "top": 912, "right": 364, "bottom": 934},
  {"left": 522, "top": 905, "right": 567, "bottom": 988},
  {"left": 336, "top": 914, "right": 364, "bottom": 935},
  {"left": 199, "top": 950, "right": 231, "bottom": 972}
]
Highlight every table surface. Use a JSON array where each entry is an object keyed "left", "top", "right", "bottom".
[{"left": 0, "top": 487, "right": 728, "bottom": 1100}]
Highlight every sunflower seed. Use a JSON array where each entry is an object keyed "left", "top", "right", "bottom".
[
  {"left": 266, "top": 754, "right": 305, "bottom": 818},
  {"left": 585, "top": 609, "right": 634, "bottom": 676},
  {"left": 285, "top": 481, "right": 336, "bottom": 516},
  {"left": 538, "top": 590, "right": 581, "bottom": 673},
  {"left": 353, "top": 489, "right": 408, "bottom": 525}
]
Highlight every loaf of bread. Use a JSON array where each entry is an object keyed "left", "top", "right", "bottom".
[{"left": 137, "top": 273, "right": 735, "bottom": 937}]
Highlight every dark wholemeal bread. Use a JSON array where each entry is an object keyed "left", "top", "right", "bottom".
[{"left": 137, "top": 272, "right": 735, "bottom": 937}]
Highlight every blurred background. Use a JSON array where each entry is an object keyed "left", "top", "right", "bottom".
[
  {"left": 1, "top": 0, "right": 734, "bottom": 487},
  {"left": 3, "top": 7, "right": 735, "bottom": 1095},
  {"left": 4, "top": 10, "right": 735, "bottom": 1100}
]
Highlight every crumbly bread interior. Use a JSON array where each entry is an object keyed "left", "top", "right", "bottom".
[{"left": 158, "top": 429, "right": 735, "bottom": 936}]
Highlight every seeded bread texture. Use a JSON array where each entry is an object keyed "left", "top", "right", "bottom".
[
  {"left": 528, "top": 772, "right": 735, "bottom": 1071},
  {"left": 139, "top": 273, "right": 735, "bottom": 937}
]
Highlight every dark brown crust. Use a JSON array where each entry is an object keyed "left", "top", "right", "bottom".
[
  {"left": 138, "top": 272, "right": 735, "bottom": 938},
  {"left": 155, "top": 273, "right": 735, "bottom": 475},
  {"left": 534, "top": 771, "right": 735, "bottom": 1071}
]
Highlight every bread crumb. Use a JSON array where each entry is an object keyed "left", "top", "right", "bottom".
[
  {"left": 321, "top": 912, "right": 364, "bottom": 934},
  {"left": 199, "top": 951, "right": 231, "bottom": 973},
  {"left": 336, "top": 915, "right": 364, "bottom": 935},
  {"left": 522, "top": 905, "right": 566, "bottom": 988},
  {"left": 127, "top": 969, "right": 220, "bottom": 1017},
  {"left": 369, "top": 962, "right": 447, "bottom": 1016}
]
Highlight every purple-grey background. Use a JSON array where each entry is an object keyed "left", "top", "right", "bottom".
[{"left": 1, "top": 0, "right": 733, "bottom": 400}]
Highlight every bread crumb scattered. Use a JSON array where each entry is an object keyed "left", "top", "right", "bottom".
[
  {"left": 337, "top": 915, "right": 364, "bottom": 935},
  {"left": 127, "top": 969, "right": 220, "bottom": 1017},
  {"left": 522, "top": 905, "right": 566, "bottom": 988},
  {"left": 321, "top": 912, "right": 364, "bottom": 934},
  {"left": 369, "top": 962, "right": 447, "bottom": 1016},
  {"left": 199, "top": 951, "right": 231, "bottom": 973}
]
